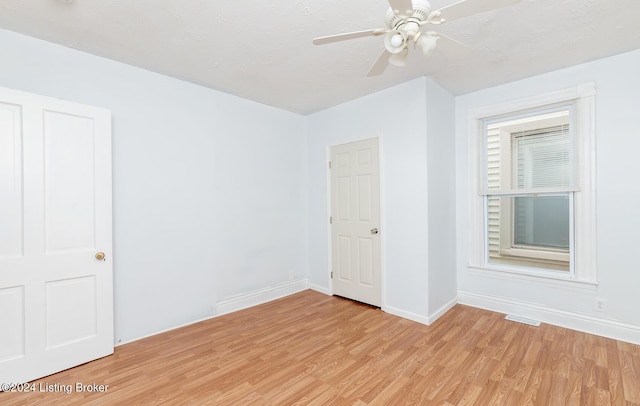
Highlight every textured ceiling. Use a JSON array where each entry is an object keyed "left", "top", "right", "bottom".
[{"left": 0, "top": 0, "right": 639, "bottom": 114}]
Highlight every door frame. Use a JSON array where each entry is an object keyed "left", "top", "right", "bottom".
[{"left": 326, "top": 135, "right": 385, "bottom": 308}]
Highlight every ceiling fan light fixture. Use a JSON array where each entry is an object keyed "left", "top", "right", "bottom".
[
  {"left": 416, "top": 33, "right": 438, "bottom": 56},
  {"left": 390, "top": 33, "right": 404, "bottom": 48},
  {"left": 388, "top": 48, "right": 409, "bottom": 67},
  {"left": 384, "top": 30, "right": 407, "bottom": 54}
]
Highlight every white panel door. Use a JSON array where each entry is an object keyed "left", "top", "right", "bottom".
[
  {"left": 330, "top": 138, "right": 381, "bottom": 306},
  {"left": 0, "top": 87, "right": 113, "bottom": 384}
]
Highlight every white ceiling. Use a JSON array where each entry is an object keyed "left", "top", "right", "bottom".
[{"left": 1, "top": 0, "right": 639, "bottom": 115}]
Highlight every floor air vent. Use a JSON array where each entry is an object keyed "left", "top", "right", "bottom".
[{"left": 505, "top": 315, "right": 540, "bottom": 326}]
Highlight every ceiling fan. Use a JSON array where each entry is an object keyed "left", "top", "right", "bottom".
[{"left": 313, "top": 0, "right": 520, "bottom": 76}]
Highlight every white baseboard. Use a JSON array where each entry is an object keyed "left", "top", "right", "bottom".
[
  {"left": 216, "top": 279, "right": 309, "bottom": 316},
  {"left": 116, "top": 314, "right": 218, "bottom": 347},
  {"left": 458, "top": 290, "right": 640, "bottom": 345},
  {"left": 117, "top": 279, "right": 310, "bottom": 347},
  {"left": 383, "top": 305, "right": 431, "bottom": 326},
  {"left": 382, "top": 297, "right": 458, "bottom": 326},
  {"left": 428, "top": 297, "right": 458, "bottom": 324},
  {"left": 308, "top": 283, "right": 331, "bottom": 296}
]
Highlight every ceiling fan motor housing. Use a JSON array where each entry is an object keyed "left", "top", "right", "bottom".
[{"left": 385, "top": 0, "right": 432, "bottom": 29}]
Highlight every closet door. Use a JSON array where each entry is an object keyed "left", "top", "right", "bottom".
[
  {"left": 330, "top": 137, "right": 381, "bottom": 307},
  {"left": 0, "top": 87, "right": 113, "bottom": 384}
]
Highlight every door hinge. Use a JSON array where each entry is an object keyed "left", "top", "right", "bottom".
[
  {"left": 331, "top": 271, "right": 333, "bottom": 279},
  {"left": 329, "top": 161, "right": 332, "bottom": 169},
  {"left": 329, "top": 216, "right": 332, "bottom": 224}
]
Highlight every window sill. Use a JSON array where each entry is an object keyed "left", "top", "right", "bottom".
[{"left": 467, "top": 265, "right": 598, "bottom": 292}]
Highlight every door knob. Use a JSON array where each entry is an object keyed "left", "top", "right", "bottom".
[
  {"left": 371, "top": 228, "right": 379, "bottom": 235},
  {"left": 95, "top": 252, "right": 105, "bottom": 261}
]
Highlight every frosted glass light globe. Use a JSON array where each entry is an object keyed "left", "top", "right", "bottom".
[{"left": 390, "top": 33, "right": 404, "bottom": 48}]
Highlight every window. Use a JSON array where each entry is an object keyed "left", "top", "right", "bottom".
[
  {"left": 485, "top": 108, "right": 574, "bottom": 272},
  {"left": 467, "top": 84, "right": 596, "bottom": 284}
]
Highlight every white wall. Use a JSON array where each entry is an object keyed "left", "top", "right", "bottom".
[
  {"left": 0, "top": 29, "right": 309, "bottom": 344},
  {"left": 425, "top": 79, "right": 457, "bottom": 317},
  {"left": 307, "top": 77, "right": 457, "bottom": 323},
  {"left": 455, "top": 49, "right": 640, "bottom": 343},
  {"left": 8, "top": 25, "right": 637, "bottom": 347}
]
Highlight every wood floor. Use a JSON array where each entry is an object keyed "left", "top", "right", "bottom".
[{"left": 3, "top": 290, "right": 639, "bottom": 405}]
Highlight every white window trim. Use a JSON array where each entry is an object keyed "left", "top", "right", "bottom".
[{"left": 467, "top": 83, "right": 597, "bottom": 285}]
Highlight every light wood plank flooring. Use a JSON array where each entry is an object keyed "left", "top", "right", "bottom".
[{"left": 2, "top": 290, "right": 639, "bottom": 405}]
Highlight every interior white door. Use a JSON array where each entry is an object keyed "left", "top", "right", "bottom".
[
  {"left": 0, "top": 87, "right": 113, "bottom": 384},
  {"left": 330, "top": 137, "right": 381, "bottom": 306}
]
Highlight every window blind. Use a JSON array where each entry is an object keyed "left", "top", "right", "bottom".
[
  {"left": 482, "top": 110, "right": 577, "bottom": 195},
  {"left": 513, "top": 124, "right": 573, "bottom": 191}
]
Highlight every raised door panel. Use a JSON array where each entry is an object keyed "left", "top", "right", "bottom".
[
  {"left": 44, "top": 111, "right": 96, "bottom": 254},
  {"left": 0, "top": 102, "right": 23, "bottom": 259},
  {"left": 0, "top": 287, "right": 25, "bottom": 362}
]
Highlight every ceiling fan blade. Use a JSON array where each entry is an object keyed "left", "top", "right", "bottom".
[
  {"left": 313, "top": 29, "right": 387, "bottom": 45},
  {"left": 435, "top": 0, "right": 520, "bottom": 23},
  {"left": 431, "top": 31, "right": 473, "bottom": 59},
  {"left": 367, "top": 49, "right": 392, "bottom": 77},
  {"left": 387, "top": 0, "right": 414, "bottom": 17},
  {"left": 432, "top": 31, "right": 471, "bottom": 50}
]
